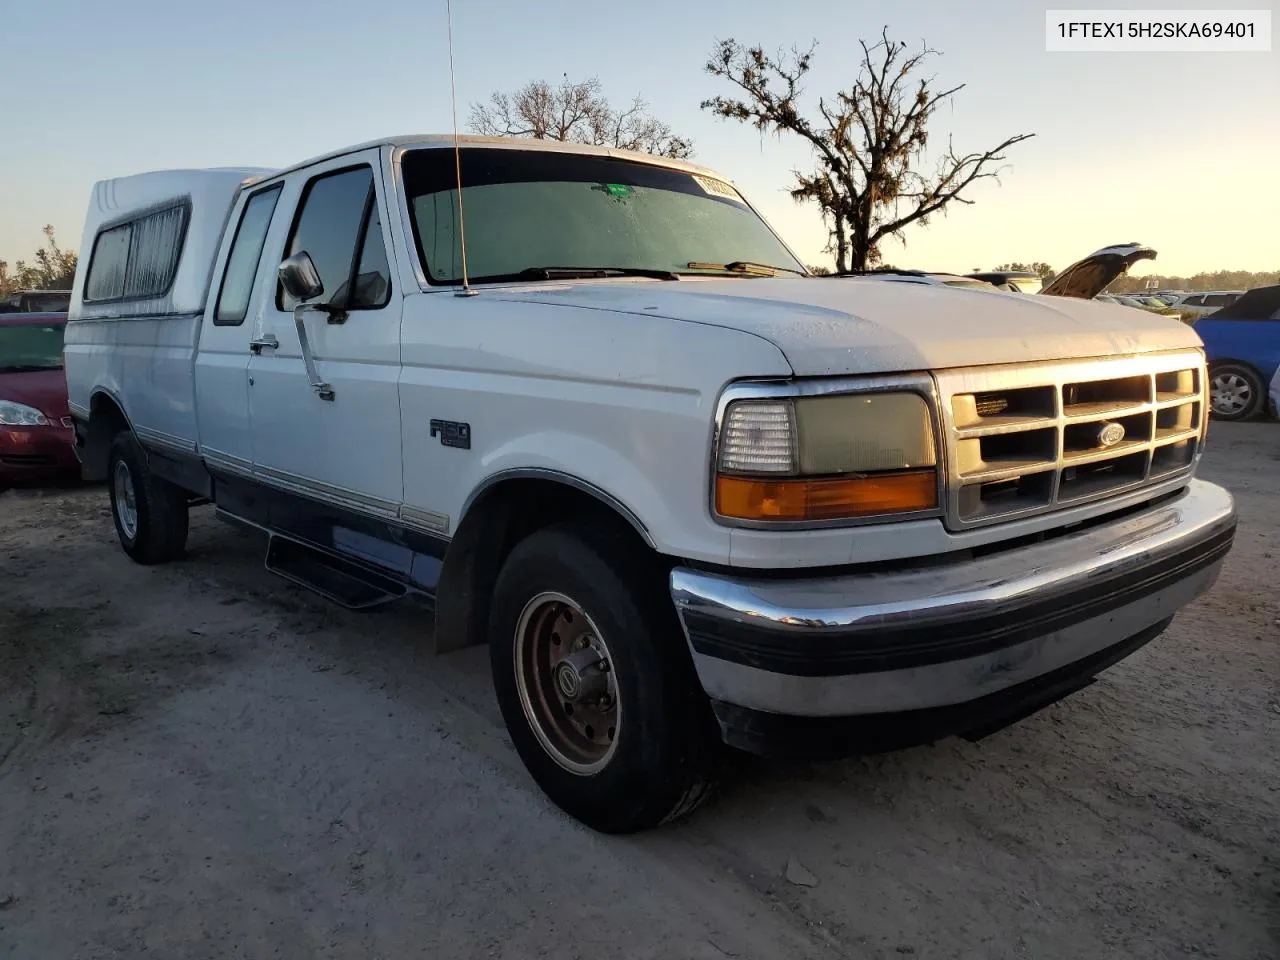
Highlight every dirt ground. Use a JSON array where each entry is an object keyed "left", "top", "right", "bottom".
[{"left": 1, "top": 422, "right": 1277, "bottom": 960}]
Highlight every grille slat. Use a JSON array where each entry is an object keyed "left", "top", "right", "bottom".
[
  {"left": 937, "top": 351, "right": 1206, "bottom": 529},
  {"left": 956, "top": 462, "right": 1058, "bottom": 484},
  {"left": 1153, "top": 427, "right": 1200, "bottom": 446},
  {"left": 1061, "top": 400, "right": 1150, "bottom": 419}
]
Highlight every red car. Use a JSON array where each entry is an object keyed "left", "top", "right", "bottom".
[{"left": 0, "top": 312, "right": 80, "bottom": 490}]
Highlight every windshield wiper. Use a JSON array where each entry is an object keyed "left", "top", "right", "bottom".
[
  {"left": 685, "top": 260, "right": 806, "bottom": 277},
  {"left": 514, "top": 266, "right": 679, "bottom": 281}
]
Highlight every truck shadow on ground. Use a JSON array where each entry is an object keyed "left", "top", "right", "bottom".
[{"left": 143, "top": 507, "right": 1150, "bottom": 829}]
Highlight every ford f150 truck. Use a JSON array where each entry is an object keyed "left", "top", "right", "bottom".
[{"left": 63, "top": 136, "right": 1237, "bottom": 833}]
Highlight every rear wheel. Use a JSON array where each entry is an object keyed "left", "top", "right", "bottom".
[
  {"left": 1209, "top": 363, "right": 1265, "bottom": 421},
  {"left": 108, "top": 432, "right": 189, "bottom": 564},
  {"left": 489, "top": 523, "right": 716, "bottom": 833}
]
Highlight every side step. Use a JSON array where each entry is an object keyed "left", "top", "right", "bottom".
[{"left": 264, "top": 534, "right": 408, "bottom": 610}]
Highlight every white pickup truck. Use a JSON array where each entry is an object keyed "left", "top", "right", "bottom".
[{"left": 64, "top": 135, "right": 1237, "bottom": 833}]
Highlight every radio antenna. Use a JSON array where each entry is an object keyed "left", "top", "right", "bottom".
[{"left": 445, "top": 0, "right": 476, "bottom": 297}]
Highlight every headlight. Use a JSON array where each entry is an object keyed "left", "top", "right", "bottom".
[
  {"left": 715, "top": 392, "right": 938, "bottom": 522},
  {"left": 0, "top": 400, "right": 53, "bottom": 427}
]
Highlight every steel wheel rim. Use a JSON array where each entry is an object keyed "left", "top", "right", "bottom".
[
  {"left": 1211, "top": 373, "right": 1251, "bottom": 414},
  {"left": 113, "top": 460, "right": 138, "bottom": 540},
  {"left": 514, "top": 591, "right": 620, "bottom": 776}
]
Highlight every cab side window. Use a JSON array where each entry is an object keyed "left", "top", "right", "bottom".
[
  {"left": 214, "top": 185, "right": 283, "bottom": 326},
  {"left": 278, "top": 166, "right": 391, "bottom": 312}
]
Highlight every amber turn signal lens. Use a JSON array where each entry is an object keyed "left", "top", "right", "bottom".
[{"left": 715, "top": 470, "right": 938, "bottom": 522}]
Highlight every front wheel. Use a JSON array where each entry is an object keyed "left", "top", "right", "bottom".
[
  {"left": 1210, "top": 363, "right": 1264, "bottom": 421},
  {"left": 489, "top": 523, "right": 716, "bottom": 833},
  {"left": 108, "top": 432, "right": 189, "bottom": 564}
]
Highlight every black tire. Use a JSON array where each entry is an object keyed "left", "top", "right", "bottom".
[
  {"left": 489, "top": 522, "right": 717, "bottom": 833},
  {"left": 1209, "top": 363, "right": 1265, "bottom": 421},
  {"left": 107, "top": 431, "right": 189, "bottom": 565}
]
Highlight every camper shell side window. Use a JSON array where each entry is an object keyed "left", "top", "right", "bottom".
[{"left": 82, "top": 201, "right": 191, "bottom": 305}]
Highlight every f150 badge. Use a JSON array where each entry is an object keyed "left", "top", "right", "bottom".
[{"left": 430, "top": 419, "right": 472, "bottom": 450}]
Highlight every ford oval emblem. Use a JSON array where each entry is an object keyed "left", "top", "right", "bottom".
[{"left": 1096, "top": 422, "right": 1126, "bottom": 447}]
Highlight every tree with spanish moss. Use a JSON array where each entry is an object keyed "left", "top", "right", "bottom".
[{"left": 702, "top": 31, "right": 1034, "bottom": 273}]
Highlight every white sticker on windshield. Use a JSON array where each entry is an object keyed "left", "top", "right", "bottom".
[{"left": 692, "top": 174, "right": 745, "bottom": 203}]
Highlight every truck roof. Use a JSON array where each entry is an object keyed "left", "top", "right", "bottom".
[
  {"left": 270, "top": 134, "right": 727, "bottom": 184},
  {"left": 67, "top": 137, "right": 733, "bottom": 323}
]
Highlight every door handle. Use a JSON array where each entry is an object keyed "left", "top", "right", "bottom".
[{"left": 249, "top": 334, "right": 279, "bottom": 355}]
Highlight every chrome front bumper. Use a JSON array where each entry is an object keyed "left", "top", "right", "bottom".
[{"left": 670, "top": 480, "right": 1235, "bottom": 730}]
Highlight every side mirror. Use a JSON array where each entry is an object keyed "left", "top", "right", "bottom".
[{"left": 279, "top": 251, "right": 323, "bottom": 302}]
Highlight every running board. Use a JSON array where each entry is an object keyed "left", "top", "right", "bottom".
[{"left": 264, "top": 534, "right": 407, "bottom": 610}]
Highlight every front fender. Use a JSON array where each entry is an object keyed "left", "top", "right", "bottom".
[{"left": 462, "top": 429, "right": 728, "bottom": 562}]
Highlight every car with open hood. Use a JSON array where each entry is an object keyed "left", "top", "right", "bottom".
[
  {"left": 63, "top": 135, "right": 1235, "bottom": 833},
  {"left": 1039, "top": 243, "right": 1158, "bottom": 300}
]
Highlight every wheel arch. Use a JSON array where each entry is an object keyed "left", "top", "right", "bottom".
[
  {"left": 433, "top": 471, "right": 665, "bottom": 654},
  {"left": 1209, "top": 356, "right": 1264, "bottom": 376},
  {"left": 83, "top": 389, "right": 136, "bottom": 482}
]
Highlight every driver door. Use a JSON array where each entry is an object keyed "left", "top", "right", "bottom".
[{"left": 246, "top": 150, "right": 404, "bottom": 518}]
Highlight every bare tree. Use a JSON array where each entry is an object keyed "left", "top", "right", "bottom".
[
  {"left": 470, "top": 75, "right": 693, "bottom": 159},
  {"left": 702, "top": 31, "right": 1034, "bottom": 272}
]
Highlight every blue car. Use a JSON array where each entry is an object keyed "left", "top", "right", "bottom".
[{"left": 1195, "top": 284, "right": 1280, "bottom": 420}]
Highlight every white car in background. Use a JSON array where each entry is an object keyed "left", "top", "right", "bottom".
[
  {"left": 1166, "top": 291, "right": 1246, "bottom": 319},
  {"left": 1113, "top": 295, "right": 1149, "bottom": 309}
]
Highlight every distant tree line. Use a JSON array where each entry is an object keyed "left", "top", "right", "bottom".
[
  {"left": 993, "top": 261, "right": 1057, "bottom": 281},
  {"left": 1106, "top": 269, "right": 1278, "bottom": 294},
  {"left": 0, "top": 226, "right": 77, "bottom": 296}
]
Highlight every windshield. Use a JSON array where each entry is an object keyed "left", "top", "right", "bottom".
[
  {"left": 0, "top": 323, "right": 66, "bottom": 372},
  {"left": 402, "top": 148, "right": 805, "bottom": 284}
]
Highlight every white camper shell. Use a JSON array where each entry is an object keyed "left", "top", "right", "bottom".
[{"left": 71, "top": 168, "right": 272, "bottom": 321}]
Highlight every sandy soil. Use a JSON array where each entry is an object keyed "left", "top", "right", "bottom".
[{"left": 1, "top": 422, "right": 1277, "bottom": 960}]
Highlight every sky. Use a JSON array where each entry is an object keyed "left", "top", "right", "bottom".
[{"left": 2, "top": 0, "right": 1276, "bottom": 278}]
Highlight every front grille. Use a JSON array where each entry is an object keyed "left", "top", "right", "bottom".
[{"left": 935, "top": 350, "right": 1206, "bottom": 529}]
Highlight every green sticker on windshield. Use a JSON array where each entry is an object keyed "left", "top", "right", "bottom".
[{"left": 605, "top": 183, "right": 633, "bottom": 198}]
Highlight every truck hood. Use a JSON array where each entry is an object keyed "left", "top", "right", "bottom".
[{"left": 492, "top": 277, "right": 1202, "bottom": 376}]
